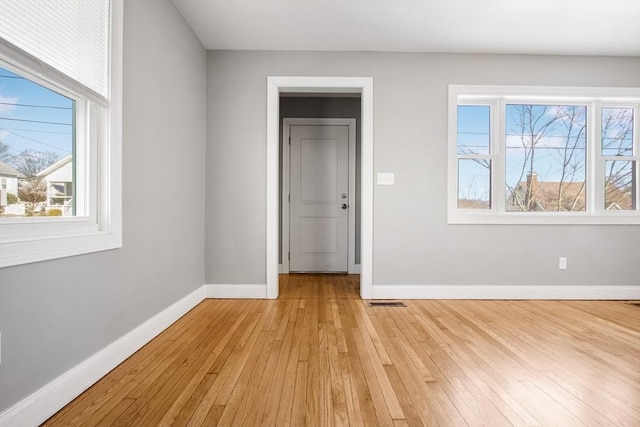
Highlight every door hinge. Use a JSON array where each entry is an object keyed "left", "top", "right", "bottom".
[
  {"left": 288, "top": 252, "right": 290, "bottom": 260},
  {"left": 288, "top": 135, "right": 291, "bottom": 145},
  {"left": 288, "top": 194, "right": 290, "bottom": 202}
]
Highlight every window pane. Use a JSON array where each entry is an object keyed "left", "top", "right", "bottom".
[
  {"left": 602, "top": 107, "right": 633, "bottom": 156},
  {"left": 605, "top": 160, "right": 636, "bottom": 210},
  {"left": 0, "top": 67, "right": 75, "bottom": 217},
  {"left": 458, "top": 159, "right": 491, "bottom": 209},
  {"left": 457, "top": 105, "right": 490, "bottom": 155},
  {"left": 505, "top": 104, "right": 586, "bottom": 212}
]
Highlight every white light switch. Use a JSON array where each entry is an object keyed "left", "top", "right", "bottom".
[{"left": 377, "top": 172, "right": 395, "bottom": 185}]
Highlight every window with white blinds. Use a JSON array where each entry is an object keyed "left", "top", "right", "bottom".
[
  {"left": 0, "top": 0, "right": 122, "bottom": 267},
  {"left": 0, "top": 0, "right": 110, "bottom": 98}
]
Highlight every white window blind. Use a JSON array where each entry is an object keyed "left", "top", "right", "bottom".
[{"left": 0, "top": 0, "right": 110, "bottom": 98}]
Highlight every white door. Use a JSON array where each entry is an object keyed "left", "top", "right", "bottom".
[{"left": 289, "top": 124, "right": 350, "bottom": 272}]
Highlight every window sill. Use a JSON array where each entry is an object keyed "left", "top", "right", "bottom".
[
  {"left": 0, "top": 229, "right": 121, "bottom": 268},
  {"left": 448, "top": 212, "right": 640, "bottom": 225}
]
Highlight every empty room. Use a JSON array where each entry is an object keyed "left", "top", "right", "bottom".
[{"left": 0, "top": 0, "right": 639, "bottom": 426}]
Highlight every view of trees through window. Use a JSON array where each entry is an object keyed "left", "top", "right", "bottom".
[
  {"left": 0, "top": 66, "right": 75, "bottom": 217},
  {"left": 505, "top": 104, "right": 587, "bottom": 212},
  {"left": 457, "top": 102, "right": 636, "bottom": 213},
  {"left": 457, "top": 105, "right": 491, "bottom": 209},
  {"left": 602, "top": 107, "right": 635, "bottom": 210}
]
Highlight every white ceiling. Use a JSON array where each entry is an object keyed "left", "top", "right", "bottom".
[{"left": 172, "top": 0, "right": 640, "bottom": 57}]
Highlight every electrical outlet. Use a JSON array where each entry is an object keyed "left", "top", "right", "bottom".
[{"left": 559, "top": 257, "right": 567, "bottom": 270}]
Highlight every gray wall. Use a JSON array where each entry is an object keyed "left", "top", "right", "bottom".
[
  {"left": 279, "top": 96, "right": 362, "bottom": 265},
  {"left": 1, "top": 14, "right": 639, "bottom": 416},
  {"left": 205, "top": 50, "right": 640, "bottom": 287},
  {"left": 0, "top": 0, "right": 206, "bottom": 412}
]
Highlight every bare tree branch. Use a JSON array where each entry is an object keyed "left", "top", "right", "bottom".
[{"left": 13, "top": 150, "right": 59, "bottom": 178}]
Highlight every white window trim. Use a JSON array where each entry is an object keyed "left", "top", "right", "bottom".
[
  {"left": 0, "top": 0, "right": 122, "bottom": 267},
  {"left": 448, "top": 85, "right": 640, "bottom": 225}
]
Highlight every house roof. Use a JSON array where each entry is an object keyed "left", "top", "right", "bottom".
[
  {"left": 0, "top": 160, "right": 23, "bottom": 178},
  {"left": 173, "top": 0, "right": 640, "bottom": 56},
  {"left": 37, "top": 155, "right": 72, "bottom": 178},
  {"left": 514, "top": 180, "right": 587, "bottom": 212},
  {"left": 514, "top": 179, "right": 634, "bottom": 211}
]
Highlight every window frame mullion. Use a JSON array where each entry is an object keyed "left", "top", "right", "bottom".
[
  {"left": 494, "top": 98, "right": 505, "bottom": 214},
  {"left": 591, "top": 101, "right": 603, "bottom": 215}
]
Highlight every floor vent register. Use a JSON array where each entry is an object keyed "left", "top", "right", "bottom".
[{"left": 367, "top": 301, "right": 407, "bottom": 307}]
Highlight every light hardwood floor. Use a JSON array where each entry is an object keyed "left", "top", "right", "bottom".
[{"left": 44, "top": 275, "right": 640, "bottom": 426}]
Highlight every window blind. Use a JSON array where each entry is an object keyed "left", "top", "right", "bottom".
[{"left": 0, "top": 0, "right": 110, "bottom": 98}]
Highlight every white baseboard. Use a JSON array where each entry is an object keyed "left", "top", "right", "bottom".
[
  {"left": 354, "top": 264, "right": 361, "bottom": 274},
  {"left": 0, "top": 286, "right": 206, "bottom": 427},
  {"left": 204, "top": 284, "right": 267, "bottom": 299},
  {"left": 370, "top": 284, "right": 640, "bottom": 300},
  {"left": 3, "top": 281, "right": 637, "bottom": 426},
  {"left": 278, "top": 264, "right": 284, "bottom": 274}
]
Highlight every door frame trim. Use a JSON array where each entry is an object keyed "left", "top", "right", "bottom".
[
  {"left": 267, "top": 76, "right": 374, "bottom": 299},
  {"left": 282, "top": 118, "right": 357, "bottom": 274}
]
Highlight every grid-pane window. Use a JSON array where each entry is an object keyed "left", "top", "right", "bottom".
[
  {"left": 456, "top": 105, "right": 492, "bottom": 209},
  {"left": 449, "top": 86, "right": 640, "bottom": 224},
  {"left": 458, "top": 159, "right": 491, "bottom": 209},
  {"left": 457, "top": 105, "right": 490, "bottom": 155},
  {"left": 604, "top": 160, "right": 635, "bottom": 210},
  {"left": 602, "top": 107, "right": 636, "bottom": 211},
  {"left": 602, "top": 107, "right": 633, "bottom": 156}
]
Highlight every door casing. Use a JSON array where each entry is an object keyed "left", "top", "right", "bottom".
[
  {"left": 267, "top": 76, "right": 374, "bottom": 300},
  {"left": 282, "top": 118, "right": 357, "bottom": 274}
]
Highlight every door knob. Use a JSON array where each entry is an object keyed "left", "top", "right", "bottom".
[{"left": 341, "top": 204, "right": 349, "bottom": 209}]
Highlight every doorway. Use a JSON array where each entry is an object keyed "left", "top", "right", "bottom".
[
  {"left": 281, "top": 118, "right": 357, "bottom": 273},
  {"left": 266, "top": 76, "right": 374, "bottom": 299}
]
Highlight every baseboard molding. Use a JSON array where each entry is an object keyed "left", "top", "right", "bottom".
[
  {"left": 204, "top": 284, "right": 267, "bottom": 299},
  {"left": 0, "top": 286, "right": 206, "bottom": 427},
  {"left": 353, "top": 264, "right": 361, "bottom": 274},
  {"left": 3, "top": 281, "right": 637, "bottom": 426},
  {"left": 370, "top": 284, "right": 640, "bottom": 300}
]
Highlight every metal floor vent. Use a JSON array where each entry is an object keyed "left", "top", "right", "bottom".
[{"left": 368, "top": 301, "right": 407, "bottom": 307}]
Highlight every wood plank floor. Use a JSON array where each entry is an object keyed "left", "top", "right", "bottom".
[{"left": 44, "top": 275, "right": 640, "bottom": 426}]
